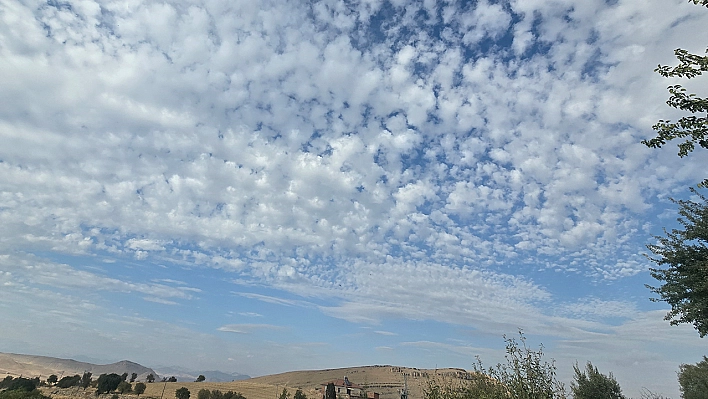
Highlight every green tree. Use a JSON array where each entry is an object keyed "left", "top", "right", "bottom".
[
  {"left": 121, "top": 373, "right": 129, "bottom": 381},
  {"left": 134, "top": 382, "right": 147, "bottom": 397},
  {"left": 570, "top": 362, "right": 625, "bottom": 399},
  {"left": 196, "top": 375, "right": 206, "bottom": 383},
  {"left": 168, "top": 376, "right": 178, "bottom": 383},
  {"left": 198, "top": 389, "right": 212, "bottom": 399},
  {"left": 176, "top": 387, "right": 191, "bottom": 399},
  {"left": 0, "top": 377, "right": 13, "bottom": 389},
  {"left": 96, "top": 373, "right": 123, "bottom": 395},
  {"left": 325, "top": 384, "right": 336, "bottom": 399},
  {"left": 294, "top": 389, "right": 307, "bottom": 399},
  {"left": 6, "top": 377, "right": 37, "bottom": 392},
  {"left": 212, "top": 390, "right": 224, "bottom": 399},
  {"left": 679, "top": 356, "right": 708, "bottom": 399},
  {"left": 117, "top": 380, "right": 132, "bottom": 394},
  {"left": 646, "top": 188, "right": 708, "bottom": 336},
  {"left": 47, "top": 375, "right": 57, "bottom": 386},
  {"left": 644, "top": 1, "right": 708, "bottom": 187},
  {"left": 56, "top": 375, "right": 81, "bottom": 388},
  {"left": 130, "top": 373, "right": 138, "bottom": 383},
  {"left": 80, "top": 372, "right": 92, "bottom": 389},
  {"left": 278, "top": 388, "right": 290, "bottom": 399},
  {"left": 146, "top": 374, "right": 155, "bottom": 383}
]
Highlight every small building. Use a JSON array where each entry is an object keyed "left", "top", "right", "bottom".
[{"left": 321, "top": 376, "right": 369, "bottom": 399}]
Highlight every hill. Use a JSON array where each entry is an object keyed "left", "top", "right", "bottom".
[{"left": 0, "top": 353, "right": 157, "bottom": 381}]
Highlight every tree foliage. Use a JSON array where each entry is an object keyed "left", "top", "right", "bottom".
[
  {"left": 679, "top": 356, "right": 708, "bottom": 399},
  {"left": 646, "top": 188, "right": 708, "bottom": 336},
  {"left": 176, "top": 387, "right": 191, "bottom": 399},
  {"left": 294, "top": 388, "right": 307, "bottom": 399},
  {"left": 278, "top": 388, "right": 290, "bottom": 399},
  {"left": 130, "top": 373, "right": 138, "bottom": 383},
  {"left": 196, "top": 375, "right": 206, "bottom": 383},
  {"left": 570, "top": 362, "right": 625, "bottom": 399},
  {"left": 6, "top": 377, "right": 38, "bottom": 392},
  {"left": 80, "top": 372, "right": 92, "bottom": 389},
  {"left": 198, "top": 389, "right": 212, "bottom": 399},
  {"left": 46, "top": 375, "right": 57, "bottom": 386},
  {"left": 56, "top": 375, "right": 81, "bottom": 389},
  {"left": 644, "top": 1, "right": 708, "bottom": 186},
  {"left": 424, "top": 331, "right": 566, "bottom": 399},
  {"left": 134, "top": 382, "right": 147, "bottom": 396},
  {"left": 146, "top": 374, "right": 155, "bottom": 383},
  {"left": 96, "top": 373, "right": 123, "bottom": 395},
  {"left": 117, "top": 380, "right": 132, "bottom": 394}
]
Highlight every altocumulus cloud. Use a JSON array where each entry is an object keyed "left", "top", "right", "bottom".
[{"left": 1, "top": 0, "right": 708, "bottom": 397}]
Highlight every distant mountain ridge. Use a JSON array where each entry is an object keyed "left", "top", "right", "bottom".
[
  {"left": 152, "top": 366, "right": 250, "bottom": 382},
  {"left": 0, "top": 353, "right": 157, "bottom": 381}
]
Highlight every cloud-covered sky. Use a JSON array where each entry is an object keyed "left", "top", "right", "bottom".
[{"left": 1, "top": 0, "right": 707, "bottom": 396}]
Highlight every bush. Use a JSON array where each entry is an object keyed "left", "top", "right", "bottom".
[
  {"left": 57, "top": 375, "right": 81, "bottom": 388},
  {"left": 424, "top": 331, "right": 566, "bottom": 399},
  {"left": 198, "top": 389, "right": 212, "bottom": 399},
  {"left": 294, "top": 389, "right": 307, "bottom": 399},
  {"left": 176, "top": 387, "right": 191, "bottom": 399},
  {"left": 117, "top": 380, "right": 132, "bottom": 394},
  {"left": 46, "top": 375, "right": 58, "bottom": 386},
  {"left": 0, "top": 389, "right": 49, "bottom": 399},
  {"left": 7, "top": 377, "right": 38, "bottom": 392}
]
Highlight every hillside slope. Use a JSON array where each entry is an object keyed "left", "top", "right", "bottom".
[{"left": 0, "top": 353, "right": 157, "bottom": 381}]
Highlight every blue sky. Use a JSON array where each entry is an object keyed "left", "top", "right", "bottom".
[{"left": 1, "top": 0, "right": 708, "bottom": 397}]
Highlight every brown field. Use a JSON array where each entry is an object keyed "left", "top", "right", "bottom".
[{"left": 2, "top": 353, "right": 476, "bottom": 399}]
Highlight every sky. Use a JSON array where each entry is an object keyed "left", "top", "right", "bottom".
[{"left": 1, "top": 0, "right": 707, "bottom": 397}]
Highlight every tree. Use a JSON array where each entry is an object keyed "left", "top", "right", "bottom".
[
  {"left": 176, "top": 387, "right": 191, "bottom": 399},
  {"left": 679, "top": 356, "right": 708, "bottom": 399},
  {"left": 294, "top": 389, "right": 307, "bottom": 399},
  {"left": 80, "top": 372, "right": 92, "bottom": 390},
  {"left": 325, "top": 383, "right": 336, "bottom": 399},
  {"left": 168, "top": 376, "right": 178, "bottom": 383},
  {"left": 196, "top": 375, "right": 206, "bottom": 382},
  {"left": 117, "top": 381, "right": 132, "bottom": 394},
  {"left": 146, "top": 374, "right": 155, "bottom": 383},
  {"left": 570, "top": 362, "right": 625, "bottom": 399},
  {"left": 646, "top": 188, "right": 708, "bottom": 336},
  {"left": 644, "top": 1, "right": 708, "bottom": 187},
  {"left": 211, "top": 390, "right": 224, "bottom": 399},
  {"left": 121, "top": 372, "right": 129, "bottom": 381},
  {"left": 278, "top": 388, "right": 290, "bottom": 399},
  {"left": 198, "top": 389, "right": 212, "bottom": 399},
  {"left": 134, "top": 382, "right": 147, "bottom": 397},
  {"left": 424, "top": 331, "right": 566, "bottom": 399},
  {"left": 0, "top": 377, "right": 13, "bottom": 389},
  {"left": 96, "top": 373, "right": 123, "bottom": 395},
  {"left": 47, "top": 375, "right": 57, "bottom": 386},
  {"left": 56, "top": 375, "right": 81, "bottom": 388},
  {"left": 130, "top": 373, "right": 138, "bottom": 383},
  {"left": 6, "top": 377, "right": 37, "bottom": 392}
]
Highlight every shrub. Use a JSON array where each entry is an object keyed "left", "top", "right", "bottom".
[
  {"left": 198, "top": 389, "right": 211, "bottom": 399},
  {"left": 176, "top": 387, "right": 191, "bottom": 399},
  {"left": 57, "top": 375, "right": 81, "bottom": 388},
  {"left": 424, "top": 331, "right": 566, "bottom": 399},
  {"left": 117, "top": 380, "right": 132, "bottom": 394}
]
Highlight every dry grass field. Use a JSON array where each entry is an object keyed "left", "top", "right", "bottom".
[{"left": 34, "top": 366, "right": 476, "bottom": 399}]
